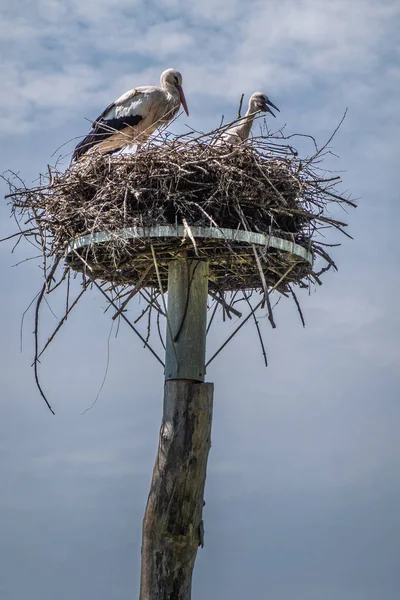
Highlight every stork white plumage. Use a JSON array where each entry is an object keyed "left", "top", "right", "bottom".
[
  {"left": 215, "top": 92, "right": 279, "bottom": 146},
  {"left": 72, "top": 68, "right": 189, "bottom": 161}
]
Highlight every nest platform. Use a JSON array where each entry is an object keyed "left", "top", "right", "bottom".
[
  {"left": 7, "top": 132, "right": 353, "bottom": 296},
  {"left": 66, "top": 224, "right": 312, "bottom": 291}
]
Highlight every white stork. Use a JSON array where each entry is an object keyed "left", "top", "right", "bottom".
[
  {"left": 72, "top": 68, "right": 189, "bottom": 161},
  {"left": 215, "top": 92, "right": 279, "bottom": 146}
]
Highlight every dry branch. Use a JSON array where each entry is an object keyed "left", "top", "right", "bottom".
[{"left": 2, "top": 117, "right": 355, "bottom": 411}]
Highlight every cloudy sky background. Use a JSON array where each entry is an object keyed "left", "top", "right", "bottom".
[{"left": 1, "top": 0, "right": 399, "bottom": 598}]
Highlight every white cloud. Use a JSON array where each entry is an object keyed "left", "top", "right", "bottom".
[
  {"left": 1, "top": 0, "right": 398, "bottom": 138},
  {"left": 134, "top": 20, "right": 194, "bottom": 55}
]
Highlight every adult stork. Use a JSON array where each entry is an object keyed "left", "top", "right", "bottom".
[
  {"left": 215, "top": 92, "right": 279, "bottom": 146},
  {"left": 72, "top": 68, "right": 189, "bottom": 161}
]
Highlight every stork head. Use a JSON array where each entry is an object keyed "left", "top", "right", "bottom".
[
  {"left": 249, "top": 92, "right": 279, "bottom": 117},
  {"left": 161, "top": 68, "right": 189, "bottom": 116}
]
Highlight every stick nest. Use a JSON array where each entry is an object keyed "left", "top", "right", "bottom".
[
  {"left": 5, "top": 122, "right": 354, "bottom": 294},
  {"left": 2, "top": 117, "right": 355, "bottom": 414}
]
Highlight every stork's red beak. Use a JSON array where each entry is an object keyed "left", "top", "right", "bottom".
[{"left": 176, "top": 84, "right": 189, "bottom": 116}]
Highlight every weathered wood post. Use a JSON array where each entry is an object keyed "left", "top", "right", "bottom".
[{"left": 140, "top": 258, "right": 213, "bottom": 600}]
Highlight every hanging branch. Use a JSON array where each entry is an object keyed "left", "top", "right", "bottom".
[
  {"left": 288, "top": 285, "right": 306, "bottom": 327},
  {"left": 36, "top": 281, "right": 90, "bottom": 361},
  {"left": 33, "top": 257, "right": 61, "bottom": 415},
  {"left": 243, "top": 292, "right": 268, "bottom": 367},
  {"left": 252, "top": 246, "right": 276, "bottom": 329},
  {"left": 150, "top": 244, "right": 178, "bottom": 366}
]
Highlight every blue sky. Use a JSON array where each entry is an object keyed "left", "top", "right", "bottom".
[{"left": 1, "top": 0, "right": 399, "bottom": 598}]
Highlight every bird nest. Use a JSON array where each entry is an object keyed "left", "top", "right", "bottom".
[
  {"left": 5, "top": 121, "right": 353, "bottom": 295},
  {"left": 2, "top": 117, "right": 355, "bottom": 413}
]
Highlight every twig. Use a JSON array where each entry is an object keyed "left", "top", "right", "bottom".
[
  {"left": 33, "top": 257, "right": 61, "bottom": 414},
  {"left": 243, "top": 292, "right": 268, "bottom": 367},
  {"left": 206, "top": 300, "right": 219, "bottom": 335},
  {"left": 237, "top": 93, "right": 245, "bottom": 119},
  {"left": 150, "top": 245, "right": 178, "bottom": 366},
  {"left": 81, "top": 319, "right": 114, "bottom": 415},
  {"left": 91, "top": 277, "right": 165, "bottom": 367},
  {"left": 208, "top": 290, "right": 242, "bottom": 318},
  {"left": 288, "top": 285, "right": 305, "bottom": 327},
  {"left": 111, "top": 264, "right": 154, "bottom": 320},
  {"left": 36, "top": 282, "right": 89, "bottom": 361},
  {"left": 252, "top": 245, "right": 276, "bottom": 329},
  {"left": 0, "top": 229, "right": 36, "bottom": 242},
  {"left": 206, "top": 297, "right": 265, "bottom": 366},
  {"left": 206, "top": 263, "right": 297, "bottom": 366},
  {"left": 20, "top": 292, "right": 40, "bottom": 352}
]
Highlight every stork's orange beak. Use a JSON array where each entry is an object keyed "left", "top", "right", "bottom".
[{"left": 176, "top": 84, "right": 189, "bottom": 116}]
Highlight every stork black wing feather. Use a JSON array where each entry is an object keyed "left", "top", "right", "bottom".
[
  {"left": 92, "top": 102, "right": 115, "bottom": 127},
  {"left": 72, "top": 113, "right": 143, "bottom": 161}
]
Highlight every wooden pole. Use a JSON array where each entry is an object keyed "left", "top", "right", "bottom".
[
  {"left": 164, "top": 260, "right": 209, "bottom": 382},
  {"left": 140, "top": 259, "right": 213, "bottom": 600}
]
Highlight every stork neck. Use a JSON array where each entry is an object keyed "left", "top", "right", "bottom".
[{"left": 239, "top": 109, "right": 258, "bottom": 138}]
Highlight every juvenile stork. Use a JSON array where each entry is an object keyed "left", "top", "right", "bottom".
[
  {"left": 216, "top": 92, "right": 279, "bottom": 146},
  {"left": 72, "top": 68, "right": 189, "bottom": 161}
]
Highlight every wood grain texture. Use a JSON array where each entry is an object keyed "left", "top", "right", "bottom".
[
  {"left": 164, "top": 260, "right": 209, "bottom": 382},
  {"left": 140, "top": 380, "right": 213, "bottom": 600}
]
